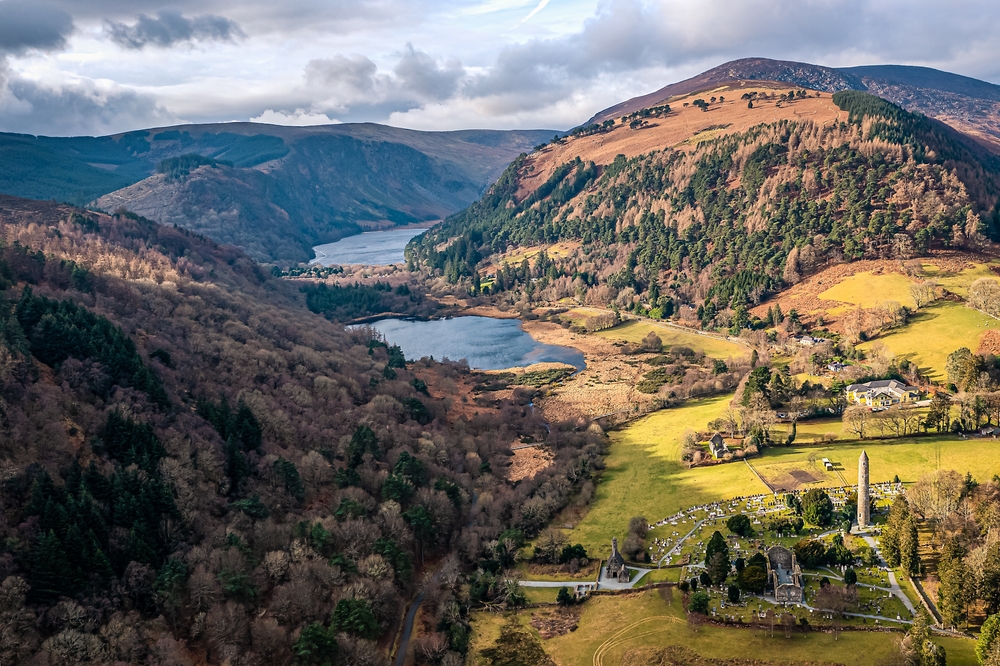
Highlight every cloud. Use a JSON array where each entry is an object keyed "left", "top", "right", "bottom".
[
  {"left": 302, "top": 44, "right": 464, "bottom": 119},
  {"left": 105, "top": 9, "right": 244, "bottom": 49},
  {"left": 393, "top": 44, "right": 464, "bottom": 101},
  {"left": 251, "top": 108, "right": 338, "bottom": 125},
  {"left": 0, "top": 74, "right": 175, "bottom": 136},
  {"left": 0, "top": 0, "right": 74, "bottom": 56}
]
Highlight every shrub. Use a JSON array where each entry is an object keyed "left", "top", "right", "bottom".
[{"left": 688, "top": 591, "right": 710, "bottom": 614}]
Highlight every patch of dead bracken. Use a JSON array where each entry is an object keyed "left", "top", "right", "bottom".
[
  {"left": 507, "top": 445, "right": 555, "bottom": 482},
  {"left": 529, "top": 606, "right": 582, "bottom": 639}
]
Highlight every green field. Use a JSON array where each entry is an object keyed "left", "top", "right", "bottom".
[
  {"left": 773, "top": 417, "right": 848, "bottom": 443},
  {"left": 471, "top": 590, "right": 978, "bottom": 666},
  {"left": 595, "top": 320, "right": 747, "bottom": 359},
  {"left": 819, "top": 271, "right": 918, "bottom": 308},
  {"left": 922, "top": 261, "right": 997, "bottom": 297},
  {"left": 569, "top": 396, "right": 1000, "bottom": 557},
  {"left": 752, "top": 434, "right": 1000, "bottom": 491},
  {"left": 567, "top": 395, "right": 769, "bottom": 558},
  {"left": 859, "top": 300, "right": 996, "bottom": 380}
]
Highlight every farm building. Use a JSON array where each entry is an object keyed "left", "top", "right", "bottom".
[{"left": 845, "top": 379, "right": 919, "bottom": 407}]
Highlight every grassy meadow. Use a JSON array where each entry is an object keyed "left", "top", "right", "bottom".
[
  {"left": 566, "top": 395, "right": 769, "bottom": 558},
  {"left": 859, "top": 300, "right": 997, "bottom": 380},
  {"left": 595, "top": 320, "right": 747, "bottom": 359},
  {"left": 818, "top": 271, "right": 918, "bottom": 309},
  {"left": 567, "top": 396, "right": 1000, "bottom": 557},
  {"left": 470, "top": 590, "right": 979, "bottom": 666},
  {"left": 922, "top": 261, "right": 997, "bottom": 297}
]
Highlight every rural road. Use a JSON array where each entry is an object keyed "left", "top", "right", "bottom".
[{"left": 395, "top": 492, "right": 479, "bottom": 666}]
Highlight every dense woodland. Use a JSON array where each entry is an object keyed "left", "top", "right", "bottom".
[
  {"left": 0, "top": 197, "right": 606, "bottom": 665},
  {"left": 409, "top": 93, "right": 1000, "bottom": 328}
]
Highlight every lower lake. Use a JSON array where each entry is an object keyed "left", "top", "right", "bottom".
[
  {"left": 361, "top": 316, "right": 586, "bottom": 371},
  {"left": 311, "top": 227, "right": 429, "bottom": 266}
]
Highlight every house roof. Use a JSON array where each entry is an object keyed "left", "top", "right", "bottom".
[{"left": 845, "top": 379, "right": 918, "bottom": 393}]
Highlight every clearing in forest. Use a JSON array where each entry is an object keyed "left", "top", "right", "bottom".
[{"left": 817, "top": 271, "right": 917, "bottom": 309}]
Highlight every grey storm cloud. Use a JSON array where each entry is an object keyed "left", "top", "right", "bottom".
[
  {"left": 0, "top": 0, "right": 74, "bottom": 55},
  {"left": 303, "top": 44, "right": 463, "bottom": 119},
  {"left": 105, "top": 9, "right": 245, "bottom": 49},
  {"left": 0, "top": 74, "right": 175, "bottom": 136}
]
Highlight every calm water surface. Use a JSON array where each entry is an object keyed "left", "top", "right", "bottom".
[
  {"left": 362, "top": 316, "right": 586, "bottom": 371},
  {"left": 311, "top": 227, "right": 428, "bottom": 266}
]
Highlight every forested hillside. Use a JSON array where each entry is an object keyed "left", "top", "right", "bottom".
[
  {"left": 410, "top": 91, "right": 1000, "bottom": 328},
  {"left": 0, "top": 195, "right": 603, "bottom": 664},
  {"left": 0, "top": 123, "right": 554, "bottom": 263}
]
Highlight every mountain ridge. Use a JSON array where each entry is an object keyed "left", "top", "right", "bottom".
[
  {"left": 0, "top": 122, "right": 555, "bottom": 263},
  {"left": 588, "top": 57, "right": 1000, "bottom": 153}
]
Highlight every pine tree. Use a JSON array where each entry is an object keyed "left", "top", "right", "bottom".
[
  {"left": 29, "top": 531, "right": 76, "bottom": 603},
  {"left": 900, "top": 515, "right": 920, "bottom": 576}
]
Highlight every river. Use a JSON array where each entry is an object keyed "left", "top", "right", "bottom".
[
  {"left": 310, "top": 227, "right": 429, "bottom": 266},
  {"left": 361, "top": 316, "right": 585, "bottom": 371}
]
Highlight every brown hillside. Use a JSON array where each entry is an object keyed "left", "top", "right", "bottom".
[
  {"left": 519, "top": 84, "right": 845, "bottom": 200},
  {"left": 589, "top": 57, "right": 1000, "bottom": 154}
]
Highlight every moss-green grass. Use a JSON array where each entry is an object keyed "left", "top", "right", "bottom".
[
  {"left": 523, "top": 587, "right": 562, "bottom": 604},
  {"left": 818, "top": 272, "right": 918, "bottom": 308},
  {"left": 532, "top": 589, "right": 977, "bottom": 666},
  {"left": 567, "top": 396, "right": 769, "bottom": 558},
  {"left": 595, "top": 320, "right": 746, "bottom": 359},
  {"left": 858, "top": 300, "right": 996, "bottom": 380}
]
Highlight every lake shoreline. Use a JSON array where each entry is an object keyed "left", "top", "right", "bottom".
[{"left": 355, "top": 314, "right": 587, "bottom": 372}]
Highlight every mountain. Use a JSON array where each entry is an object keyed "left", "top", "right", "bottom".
[
  {"left": 0, "top": 123, "right": 555, "bottom": 263},
  {"left": 411, "top": 82, "right": 1000, "bottom": 320},
  {"left": 588, "top": 57, "right": 1000, "bottom": 153},
  {"left": 0, "top": 193, "right": 600, "bottom": 663}
]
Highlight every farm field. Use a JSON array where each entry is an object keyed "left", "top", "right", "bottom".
[
  {"left": 469, "top": 590, "right": 978, "bottom": 666},
  {"left": 751, "top": 434, "right": 1000, "bottom": 491},
  {"left": 772, "top": 417, "right": 849, "bottom": 443},
  {"left": 566, "top": 395, "right": 769, "bottom": 558},
  {"left": 858, "top": 300, "right": 997, "bottom": 380},
  {"left": 568, "top": 397, "right": 1000, "bottom": 557},
  {"left": 595, "top": 320, "right": 746, "bottom": 359},
  {"left": 818, "top": 271, "right": 918, "bottom": 309}
]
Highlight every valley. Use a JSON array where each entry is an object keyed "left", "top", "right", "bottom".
[{"left": 9, "top": 52, "right": 1000, "bottom": 666}]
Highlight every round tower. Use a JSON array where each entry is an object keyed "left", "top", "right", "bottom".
[{"left": 857, "top": 450, "right": 870, "bottom": 529}]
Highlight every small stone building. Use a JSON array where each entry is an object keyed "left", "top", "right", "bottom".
[
  {"left": 765, "top": 545, "right": 803, "bottom": 602},
  {"left": 708, "top": 432, "right": 729, "bottom": 459},
  {"left": 605, "top": 537, "right": 630, "bottom": 583}
]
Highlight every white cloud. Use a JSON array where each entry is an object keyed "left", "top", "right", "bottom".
[
  {"left": 4, "top": 0, "right": 1000, "bottom": 135},
  {"left": 251, "top": 108, "right": 338, "bottom": 125}
]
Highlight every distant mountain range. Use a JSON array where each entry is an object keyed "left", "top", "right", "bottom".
[
  {"left": 0, "top": 123, "right": 554, "bottom": 262},
  {"left": 590, "top": 57, "right": 1000, "bottom": 153}
]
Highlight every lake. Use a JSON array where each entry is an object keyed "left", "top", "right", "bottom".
[
  {"left": 311, "top": 227, "right": 428, "bottom": 266},
  {"left": 361, "top": 316, "right": 586, "bottom": 371}
]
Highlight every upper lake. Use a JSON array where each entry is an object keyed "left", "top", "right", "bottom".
[
  {"left": 361, "top": 316, "right": 586, "bottom": 371},
  {"left": 311, "top": 227, "right": 428, "bottom": 266}
]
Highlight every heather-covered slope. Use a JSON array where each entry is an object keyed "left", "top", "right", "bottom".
[{"left": 589, "top": 57, "right": 1000, "bottom": 153}]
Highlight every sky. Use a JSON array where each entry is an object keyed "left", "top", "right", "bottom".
[{"left": 1, "top": 0, "right": 1000, "bottom": 137}]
